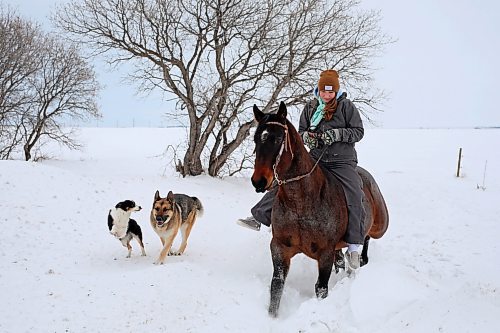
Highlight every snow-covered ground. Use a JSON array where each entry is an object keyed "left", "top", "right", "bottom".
[{"left": 1, "top": 127, "right": 499, "bottom": 332}]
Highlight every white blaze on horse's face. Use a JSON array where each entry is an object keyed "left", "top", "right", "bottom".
[
  {"left": 259, "top": 127, "right": 284, "bottom": 148},
  {"left": 261, "top": 129, "right": 269, "bottom": 142}
]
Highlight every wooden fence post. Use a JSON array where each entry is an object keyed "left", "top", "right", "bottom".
[{"left": 456, "top": 148, "right": 462, "bottom": 177}]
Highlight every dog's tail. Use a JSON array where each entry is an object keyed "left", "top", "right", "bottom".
[{"left": 192, "top": 197, "right": 204, "bottom": 218}]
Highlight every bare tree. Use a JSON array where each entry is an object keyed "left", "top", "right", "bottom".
[
  {"left": 0, "top": 6, "right": 100, "bottom": 161},
  {"left": 0, "top": 6, "right": 39, "bottom": 158},
  {"left": 56, "top": 0, "right": 391, "bottom": 176},
  {"left": 20, "top": 37, "right": 100, "bottom": 161}
]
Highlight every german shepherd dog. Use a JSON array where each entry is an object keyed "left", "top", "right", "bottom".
[
  {"left": 108, "top": 200, "right": 146, "bottom": 258},
  {"left": 150, "top": 190, "right": 204, "bottom": 265}
]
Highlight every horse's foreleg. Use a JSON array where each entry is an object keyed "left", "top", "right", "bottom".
[
  {"left": 361, "top": 236, "right": 370, "bottom": 266},
  {"left": 315, "top": 250, "right": 335, "bottom": 298},
  {"left": 268, "top": 239, "right": 291, "bottom": 318}
]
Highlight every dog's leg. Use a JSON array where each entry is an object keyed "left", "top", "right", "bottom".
[
  {"left": 126, "top": 241, "right": 132, "bottom": 258},
  {"left": 134, "top": 235, "right": 146, "bottom": 256},
  {"left": 175, "top": 213, "right": 197, "bottom": 255},
  {"left": 170, "top": 222, "right": 188, "bottom": 255},
  {"left": 154, "top": 230, "right": 178, "bottom": 265}
]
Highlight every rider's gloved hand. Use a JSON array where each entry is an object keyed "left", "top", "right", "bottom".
[
  {"left": 320, "top": 129, "right": 340, "bottom": 145},
  {"left": 302, "top": 131, "right": 319, "bottom": 149}
]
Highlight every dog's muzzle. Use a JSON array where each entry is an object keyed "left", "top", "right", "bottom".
[{"left": 156, "top": 215, "right": 169, "bottom": 226}]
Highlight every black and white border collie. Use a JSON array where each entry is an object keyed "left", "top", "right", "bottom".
[{"left": 107, "top": 200, "right": 146, "bottom": 258}]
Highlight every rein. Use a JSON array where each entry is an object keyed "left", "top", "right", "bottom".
[{"left": 265, "top": 121, "right": 326, "bottom": 186}]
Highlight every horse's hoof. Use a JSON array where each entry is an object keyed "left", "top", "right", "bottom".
[
  {"left": 268, "top": 308, "right": 278, "bottom": 318},
  {"left": 316, "top": 287, "right": 328, "bottom": 299}
]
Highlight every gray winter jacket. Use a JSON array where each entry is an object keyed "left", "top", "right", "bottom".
[{"left": 298, "top": 92, "right": 364, "bottom": 163}]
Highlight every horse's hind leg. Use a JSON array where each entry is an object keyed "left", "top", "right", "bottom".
[
  {"left": 361, "top": 236, "right": 370, "bottom": 266},
  {"left": 334, "top": 249, "right": 345, "bottom": 273},
  {"left": 268, "top": 239, "right": 292, "bottom": 318},
  {"left": 315, "top": 250, "right": 335, "bottom": 298}
]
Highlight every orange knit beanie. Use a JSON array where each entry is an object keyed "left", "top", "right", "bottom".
[{"left": 318, "top": 69, "right": 340, "bottom": 92}]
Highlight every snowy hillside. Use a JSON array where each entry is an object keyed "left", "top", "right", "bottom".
[{"left": 0, "top": 127, "right": 499, "bottom": 332}]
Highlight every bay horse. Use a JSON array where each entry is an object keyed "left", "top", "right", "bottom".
[{"left": 251, "top": 102, "right": 389, "bottom": 317}]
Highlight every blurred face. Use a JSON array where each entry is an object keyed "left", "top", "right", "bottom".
[{"left": 319, "top": 90, "right": 336, "bottom": 103}]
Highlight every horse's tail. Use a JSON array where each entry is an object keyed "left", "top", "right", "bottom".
[{"left": 357, "top": 166, "right": 389, "bottom": 239}]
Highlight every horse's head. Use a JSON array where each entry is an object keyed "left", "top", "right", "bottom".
[{"left": 251, "top": 101, "right": 293, "bottom": 192}]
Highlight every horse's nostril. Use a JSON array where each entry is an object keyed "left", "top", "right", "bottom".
[{"left": 252, "top": 177, "right": 268, "bottom": 193}]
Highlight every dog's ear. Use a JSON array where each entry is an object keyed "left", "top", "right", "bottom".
[
  {"left": 154, "top": 190, "right": 160, "bottom": 201},
  {"left": 167, "top": 191, "right": 175, "bottom": 203},
  {"left": 124, "top": 200, "right": 134, "bottom": 211}
]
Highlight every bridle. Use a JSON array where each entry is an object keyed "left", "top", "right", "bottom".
[{"left": 264, "top": 121, "right": 325, "bottom": 186}]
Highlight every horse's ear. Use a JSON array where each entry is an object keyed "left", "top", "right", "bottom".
[
  {"left": 277, "top": 101, "right": 287, "bottom": 120},
  {"left": 253, "top": 104, "right": 264, "bottom": 122}
]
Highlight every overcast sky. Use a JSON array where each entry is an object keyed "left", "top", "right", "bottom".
[
  {"left": 5, "top": 0, "right": 500, "bottom": 128},
  {"left": 362, "top": 0, "right": 500, "bottom": 128}
]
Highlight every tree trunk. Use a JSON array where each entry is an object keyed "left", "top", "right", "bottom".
[
  {"left": 183, "top": 152, "right": 204, "bottom": 176},
  {"left": 23, "top": 144, "right": 32, "bottom": 161},
  {"left": 24, "top": 150, "right": 31, "bottom": 161},
  {"left": 207, "top": 121, "right": 255, "bottom": 176}
]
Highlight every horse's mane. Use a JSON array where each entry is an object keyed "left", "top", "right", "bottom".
[{"left": 284, "top": 119, "right": 302, "bottom": 148}]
